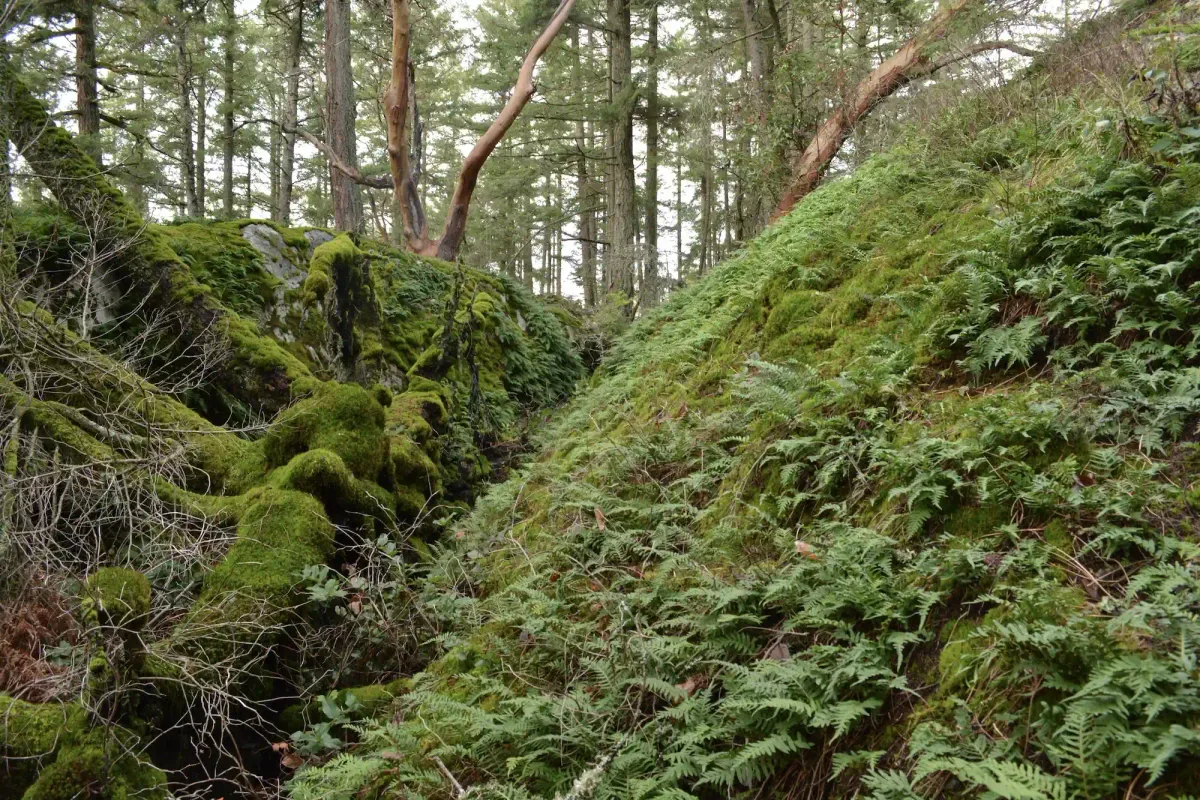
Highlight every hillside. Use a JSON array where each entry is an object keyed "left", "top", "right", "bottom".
[{"left": 283, "top": 6, "right": 1200, "bottom": 800}]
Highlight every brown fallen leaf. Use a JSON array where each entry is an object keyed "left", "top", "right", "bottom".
[
  {"left": 795, "top": 540, "right": 819, "bottom": 560},
  {"left": 281, "top": 752, "right": 304, "bottom": 770},
  {"left": 676, "top": 674, "right": 709, "bottom": 699},
  {"left": 594, "top": 506, "right": 607, "bottom": 531}
]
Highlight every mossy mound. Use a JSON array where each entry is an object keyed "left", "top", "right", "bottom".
[
  {"left": 286, "top": 9, "right": 1200, "bottom": 800},
  {"left": 0, "top": 696, "right": 165, "bottom": 800},
  {"left": 83, "top": 568, "right": 150, "bottom": 631},
  {"left": 264, "top": 383, "right": 388, "bottom": 482}
]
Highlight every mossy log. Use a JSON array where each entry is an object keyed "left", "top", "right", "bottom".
[{"left": 0, "top": 57, "right": 316, "bottom": 415}]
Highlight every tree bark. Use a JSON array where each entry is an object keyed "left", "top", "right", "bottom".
[
  {"left": 75, "top": 1, "right": 101, "bottom": 165},
  {"left": 641, "top": 0, "right": 659, "bottom": 309},
  {"left": 197, "top": 70, "right": 207, "bottom": 213},
  {"left": 432, "top": 0, "right": 577, "bottom": 261},
  {"left": 325, "top": 0, "right": 361, "bottom": 232},
  {"left": 572, "top": 27, "right": 597, "bottom": 309},
  {"left": 278, "top": 0, "right": 304, "bottom": 224},
  {"left": 173, "top": 15, "right": 199, "bottom": 218},
  {"left": 606, "top": 0, "right": 635, "bottom": 305},
  {"left": 772, "top": 0, "right": 982, "bottom": 219},
  {"left": 384, "top": 0, "right": 428, "bottom": 249},
  {"left": 739, "top": 0, "right": 766, "bottom": 119},
  {"left": 222, "top": 0, "right": 237, "bottom": 218}
]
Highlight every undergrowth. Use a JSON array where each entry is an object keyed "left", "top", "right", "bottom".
[{"left": 287, "top": 12, "right": 1200, "bottom": 800}]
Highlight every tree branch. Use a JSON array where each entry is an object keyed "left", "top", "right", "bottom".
[
  {"left": 925, "top": 40, "right": 1041, "bottom": 74},
  {"left": 246, "top": 117, "right": 392, "bottom": 189},
  {"left": 430, "top": 0, "right": 578, "bottom": 261}
]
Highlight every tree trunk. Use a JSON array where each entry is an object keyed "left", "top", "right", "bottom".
[
  {"left": 432, "top": 0, "right": 577, "bottom": 261},
  {"left": 772, "top": 0, "right": 979, "bottom": 219},
  {"left": 572, "top": 27, "right": 597, "bottom": 308},
  {"left": 129, "top": 77, "right": 148, "bottom": 213},
  {"left": 278, "top": 0, "right": 304, "bottom": 224},
  {"left": 606, "top": 0, "right": 635, "bottom": 306},
  {"left": 197, "top": 71, "right": 207, "bottom": 214},
  {"left": 384, "top": 0, "right": 418, "bottom": 246},
  {"left": 269, "top": 89, "right": 281, "bottom": 219},
  {"left": 174, "top": 16, "right": 199, "bottom": 218},
  {"left": 222, "top": 0, "right": 237, "bottom": 218},
  {"left": 75, "top": 1, "right": 101, "bottom": 165},
  {"left": 675, "top": 146, "right": 682, "bottom": 281},
  {"left": 739, "top": 0, "right": 766, "bottom": 119},
  {"left": 325, "top": 0, "right": 361, "bottom": 232},
  {"left": 641, "top": 0, "right": 659, "bottom": 309}
]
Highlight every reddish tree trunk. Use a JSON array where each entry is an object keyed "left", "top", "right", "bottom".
[
  {"left": 772, "top": 0, "right": 977, "bottom": 220},
  {"left": 430, "top": 0, "right": 577, "bottom": 261}
]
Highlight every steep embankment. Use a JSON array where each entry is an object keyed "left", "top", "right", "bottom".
[{"left": 288, "top": 7, "right": 1200, "bottom": 800}]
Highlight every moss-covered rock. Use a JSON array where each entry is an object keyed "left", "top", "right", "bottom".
[{"left": 264, "top": 383, "right": 388, "bottom": 482}]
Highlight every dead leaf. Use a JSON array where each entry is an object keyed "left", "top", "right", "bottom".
[
  {"left": 795, "top": 540, "right": 819, "bottom": 560},
  {"left": 348, "top": 598, "right": 362, "bottom": 616},
  {"left": 676, "top": 674, "right": 708, "bottom": 699},
  {"left": 594, "top": 506, "right": 607, "bottom": 531},
  {"left": 763, "top": 642, "right": 790, "bottom": 662},
  {"left": 281, "top": 752, "right": 303, "bottom": 770}
]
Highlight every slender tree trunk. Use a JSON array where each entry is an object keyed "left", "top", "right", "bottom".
[
  {"left": 675, "top": 146, "right": 682, "bottom": 281},
  {"left": 607, "top": 0, "right": 635, "bottom": 306},
  {"left": 174, "top": 16, "right": 199, "bottom": 218},
  {"left": 222, "top": 0, "right": 236, "bottom": 218},
  {"left": 698, "top": 170, "right": 710, "bottom": 277},
  {"left": 325, "top": 0, "right": 361, "bottom": 232},
  {"left": 573, "top": 27, "right": 597, "bottom": 308},
  {"left": 75, "top": 1, "right": 101, "bottom": 164},
  {"left": 197, "top": 72, "right": 207, "bottom": 214},
  {"left": 269, "top": 89, "right": 281, "bottom": 219},
  {"left": 641, "top": 0, "right": 659, "bottom": 309},
  {"left": 278, "top": 0, "right": 303, "bottom": 224},
  {"left": 129, "top": 77, "right": 147, "bottom": 213}
]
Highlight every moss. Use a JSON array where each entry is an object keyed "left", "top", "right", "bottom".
[
  {"left": 21, "top": 739, "right": 167, "bottom": 800},
  {"left": 389, "top": 376, "right": 450, "bottom": 446},
  {"left": 264, "top": 383, "right": 388, "bottom": 482},
  {"left": 278, "top": 678, "right": 409, "bottom": 733},
  {"left": 0, "top": 697, "right": 87, "bottom": 799},
  {"left": 303, "top": 234, "right": 359, "bottom": 307},
  {"left": 189, "top": 486, "right": 335, "bottom": 635},
  {"left": 0, "top": 696, "right": 85, "bottom": 760},
  {"left": 267, "top": 448, "right": 395, "bottom": 521},
  {"left": 159, "top": 221, "right": 277, "bottom": 315},
  {"left": 83, "top": 569, "right": 150, "bottom": 631}
]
